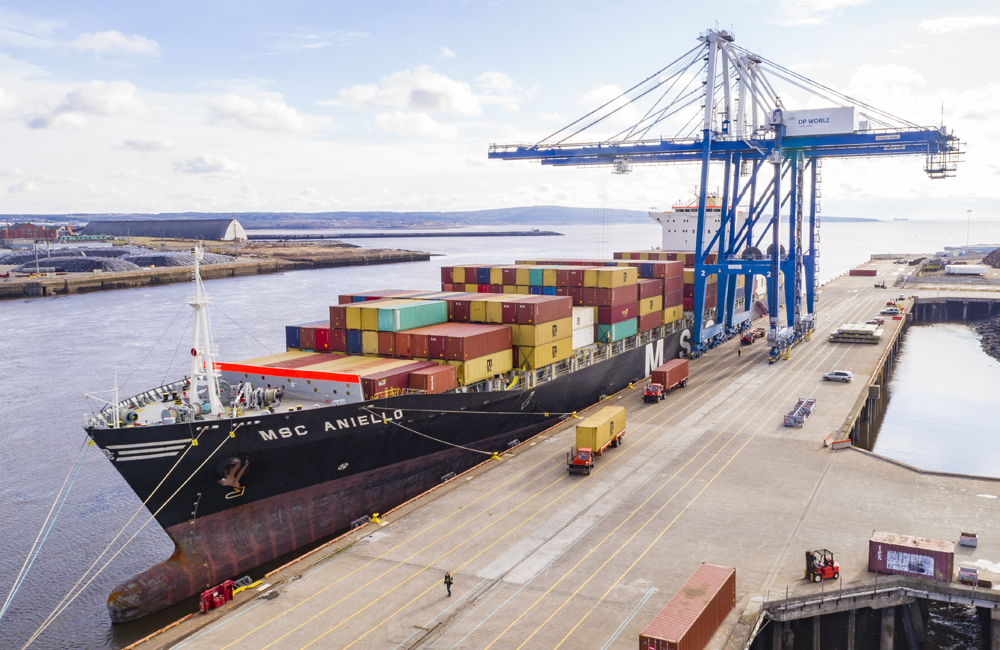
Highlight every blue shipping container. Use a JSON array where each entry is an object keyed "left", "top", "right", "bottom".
[
  {"left": 529, "top": 286, "right": 543, "bottom": 295},
  {"left": 640, "top": 263, "right": 654, "bottom": 278},
  {"left": 476, "top": 267, "right": 491, "bottom": 284},
  {"left": 543, "top": 286, "right": 557, "bottom": 295},
  {"left": 346, "top": 329, "right": 363, "bottom": 354},
  {"left": 285, "top": 325, "right": 301, "bottom": 349}
]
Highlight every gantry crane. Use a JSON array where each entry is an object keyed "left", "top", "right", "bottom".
[{"left": 489, "top": 29, "right": 962, "bottom": 359}]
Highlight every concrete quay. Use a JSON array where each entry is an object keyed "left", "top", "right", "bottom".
[{"left": 137, "top": 259, "right": 1000, "bottom": 650}]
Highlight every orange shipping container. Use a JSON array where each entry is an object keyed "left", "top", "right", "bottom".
[{"left": 408, "top": 364, "right": 458, "bottom": 394}]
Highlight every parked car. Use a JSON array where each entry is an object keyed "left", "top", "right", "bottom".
[
  {"left": 867, "top": 317, "right": 885, "bottom": 325},
  {"left": 823, "top": 370, "right": 853, "bottom": 383},
  {"left": 880, "top": 307, "right": 900, "bottom": 315}
]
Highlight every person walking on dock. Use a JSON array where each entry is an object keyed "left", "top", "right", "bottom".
[
  {"left": 737, "top": 347, "right": 741, "bottom": 358},
  {"left": 444, "top": 572, "right": 454, "bottom": 597}
]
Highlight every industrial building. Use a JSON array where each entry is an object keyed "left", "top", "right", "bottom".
[{"left": 80, "top": 218, "right": 247, "bottom": 242}]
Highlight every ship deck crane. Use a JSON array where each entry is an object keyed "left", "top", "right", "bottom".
[{"left": 488, "top": 29, "right": 962, "bottom": 359}]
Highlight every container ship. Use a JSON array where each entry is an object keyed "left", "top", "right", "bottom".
[{"left": 86, "top": 249, "right": 746, "bottom": 622}]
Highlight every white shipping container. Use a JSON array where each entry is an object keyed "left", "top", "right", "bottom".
[
  {"left": 572, "top": 306, "right": 595, "bottom": 330},
  {"left": 783, "top": 106, "right": 856, "bottom": 136},
  {"left": 572, "top": 326, "right": 595, "bottom": 349},
  {"left": 946, "top": 264, "right": 988, "bottom": 275}
]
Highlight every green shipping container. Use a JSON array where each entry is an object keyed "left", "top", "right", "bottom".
[
  {"left": 377, "top": 301, "right": 448, "bottom": 332},
  {"left": 597, "top": 319, "right": 638, "bottom": 343}
]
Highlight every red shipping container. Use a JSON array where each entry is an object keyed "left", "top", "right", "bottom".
[
  {"left": 684, "top": 284, "right": 694, "bottom": 298},
  {"left": 501, "top": 299, "right": 521, "bottom": 324},
  {"left": 515, "top": 295, "right": 572, "bottom": 325},
  {"left": 461, "top": 267, "right": 475, "bottom": 284},
  {"left": 330, "top": 305, "right": 348, "bottom": 329},
  {"left": 598, "top": 301, "right": 638, "bottom": 325},
  {"left": 639, "top": 563, "right": 734, "bottom": 650},
  {"left": 338, "top": 294, "right": 353, "bottom": 305},
  {"left": 638, "top": 279, "right": 663, "bottom": 299},
  {"left": 490, "top": 284, "right": 503, "bottom": 294},
  {"left": 315, "top": 327, "right": 331, "bottom": 351},
  {"left": 639, "top": 311, "right": 662, "bottom": 332},
  {"left": 442, "top": 283, "right": 455, "bottom": 292},
  {"left": 665, "top": 252, "right": 677, "bottom": 261},
  {"left": 868, "top": 531, "right": 954, "bottom": 582},
  {"left": 409, "top": 364, "right": 458, "bottom": 394},
  {"left": 502, "top": 267, "right": 518, "bottom": 285},
  {"left": 442, "top": 323, "right": 512, "bottom": 361},
  {"left": 570, "top": 287, "right": 585, "bottom": 306},
  {"left": 583, "top": 285, "right": 639, "bottom": 307},
  {"left": 361, "top": 360, "right": 437, "bottom": 398},
  {"left": 452, "top": 299, "right": 473, "bottom": 322},
  {"left": 663, "top": 275, "right": 684, "bottom": 293},
  {"left": 440, "top": 267, "right": 452, "bottom": 283},
  {"left": 378, "top": 331, "right": 395, "bottom": 356},
  {"left": 394, "top": 331, "right": 412, "bottom": 358},
  {"left": 410, "top": 332, "right": 430, "bottom": 358},
  {"left": 478, "top": 284, "right": 490, "bottom": 293},
  {"left": 428, "top": 333, "right": 447, "bottom": 359},
  {"left": 850, "top": 269, "right": 877, "bottom": 277},
  {"left": 651, "top": 359, "right": 688, "bottom": 387},
  {"left": 556, "top": 268, "right": 585, "bottom": 287},
  {"left": 705, "top": 292, "right": 718, "bottom": 309},
  {"left": 330, "top": 328, "right": 347, "bottom": 353},
  {"left": 683, "top": 297, "right": 693, "bottom": 311},
  {"left": 662, "top": 261, "right": 684, "bottom": 279},
  {"left": 664, "top": 289, "right": 684, "bottom": 308}
]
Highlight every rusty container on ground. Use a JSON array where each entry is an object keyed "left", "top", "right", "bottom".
[
  {"left": 651, "top": 359, "right": 688, "bottom": 389},
  {"left": 639, "top": 563, "right": 736, "bottom": 650},
  {"left": 849, "top": 269, "right": 878, "bottom": 276},
  {"left": 868, "top": 531, "right": 954, "bottom": 582}
]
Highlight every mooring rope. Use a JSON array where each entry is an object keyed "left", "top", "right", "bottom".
[
  {"left": 0, "top": 439, "right": 88, "bottom": 623},
  {"left": 361, "top": 407, "right": 496, "bottom": 457}
]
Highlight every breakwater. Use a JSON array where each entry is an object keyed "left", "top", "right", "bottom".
[
  {"left": 0, "top": 250, "right": 429, "bottom": 300},
  {"left": 247, "top": 230, "right": 562, "bottom": 240}
]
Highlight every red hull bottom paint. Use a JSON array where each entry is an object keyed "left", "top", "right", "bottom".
[{"left": 107, "top": 428, "right": 531, "bottom": 622}]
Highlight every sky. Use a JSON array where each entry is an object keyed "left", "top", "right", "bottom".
[{"left": 0, "top": 0, "right": 997, "bottom": 220}]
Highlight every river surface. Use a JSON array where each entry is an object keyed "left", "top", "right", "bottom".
[{"left": 1, "top": 219, "right": 998, "bottom": 649}]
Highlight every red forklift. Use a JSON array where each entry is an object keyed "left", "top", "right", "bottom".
[{"left": 805, "top": 549, "right": 840, "bottom": 582}]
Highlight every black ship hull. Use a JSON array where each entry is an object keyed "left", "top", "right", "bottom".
[{"left": 89, "top": 330, "right": 686, "bottom": 621}]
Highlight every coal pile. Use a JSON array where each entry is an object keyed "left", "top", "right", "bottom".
[
  {"left": 123, "top": 252, "right": 236, "bottom": 267},
  {"left": 971, "top": 314, "right": 1000, "bottom": 362},
  {"left": 982, "top": 247, "right": 1000, "bottom": 268},
  {"left": 13, "top": 257, "right": 141, "bottom": 273}
]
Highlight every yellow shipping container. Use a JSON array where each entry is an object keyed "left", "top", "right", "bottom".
[
  {"left": 515, "top": 267, "right": 530, "bottom": 286},
  {"left": 585, "top": 267, "right": 637, "bottom": 288},
  {"left": 447, "top": 349, "right": 513, "bottom": 386},
  {"left": 639, "top": 252, "right": 649, "bottom": 260},
  {"left": 683, "top": 269, "right": 693, "bottom": 284},
  {"left": 663, "top": 305, "right": 684, "bottom": 324},
  {"left": 361, "top": 331, "right": 380, "bottom": 355},
  {"left": 575, "top": 405, "right": 626, "bottom": 453},
  {"left": 517, "top": 336, "right": 573, "bottom": 370},
  {"left": 502, "top": 285, "right": 516, "bottom": 294},
  {"left": 542, "top": 268, "right": 558, "bottom": 286},
  {"left": 471, "top": 295, "right": 506, "bottom": 323},
  {"left": 639, "top": 295, "right": 663, "bottom": 316},
  {"left": 489, "top": 267, "right": 505, "bottom": 285},
  {"left": 487, "top": 295, "right": 527, "bottom": 322},
  {"left": 516, "top": 285, "right": 530, "bottom": 295},
  {"left": 736, "top": 275, "right": 745, "bottom": 288},
  {"left": 513, "top": 317, "right": 573, "bottom": 347},
  {"left": 451, "top": 267, "right": 465, "bottom": 283},
  {"left": 461, "top": 284, "right": 476, "bottom": 293}
]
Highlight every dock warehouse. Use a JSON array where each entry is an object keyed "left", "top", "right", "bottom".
[{"left": 80, "top": 218, "right": 247, "bottom": 242}]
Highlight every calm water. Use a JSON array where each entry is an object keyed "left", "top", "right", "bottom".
[
  {"left": 868, "top": 323, "right": 1000, "bottom": 477},
  {"left": 1, "top": 219, "right": 998, "bottom": 649}
]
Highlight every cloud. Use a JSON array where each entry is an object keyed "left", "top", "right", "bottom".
[
  {"left": 776, "top": 0, "right": 871, "bottom": 26},
  {"left": 0, "top": 87, "right": 19, "bottom": 111},
  {"left": 918, "top": 16, "right": 1000, "bottom": 34},
  {"left": 208, "top": 93, "right": 306, "bottom": 132},
  {"left": 71, "top": 30, "right": 161, "bottom": 57},
  {"left": 339, "top": 66, "right": 481, "bottom": 117},
  {"left": 438, "top": 46, "right": 456, "bottom": 60},
  {"left": 271, "top": 30, "right": 367, "bottom": 52},
  {"left": 0, "top": 168, "right": 22, "bottom": 177},
  {"left": 174, "top": 154, "right": 245, "bottom": 177},
  {"left": 374, "top": 111, "right": 458, "bottom": 138},
  {"left": 27, "top": 80, "right": 145, "bottom": 129},
  {"left": 577, "top": 85, "right": 642, "bottom": 126},
  {"left": 8, "top": 180, "right": 38, "bottom": 193},
  {"left": 540, "top": 112, "right": 566, "bottom": 122},
  {"left": 0, "top": 9, "right": 62, "bottom": 49},
  {"left": 120, "top": 136, "right": 176, "bottom": 152}
]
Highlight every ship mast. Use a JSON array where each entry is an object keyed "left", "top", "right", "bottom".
[{"left": 187, "top": 244, "right": 224, "bottom": 416}]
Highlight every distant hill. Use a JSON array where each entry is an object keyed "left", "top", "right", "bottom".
[{"left": 3, "top": 206, "right": 653, "bottom": 230}]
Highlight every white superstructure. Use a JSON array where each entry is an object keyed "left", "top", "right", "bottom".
[{"left": 647, "top": 193, "right": 748, "bottom": 251}]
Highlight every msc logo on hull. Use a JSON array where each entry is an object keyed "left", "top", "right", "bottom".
[{"left": 257, "top": 409, "right": 406, "bottom": 441}]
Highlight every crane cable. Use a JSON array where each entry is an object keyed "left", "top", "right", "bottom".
[
  {"left": 0, "top": 439, "right": 88, "bottom": 624},
  {"left": 20, "top": 427, "right": 231, "bottom": 649}
]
